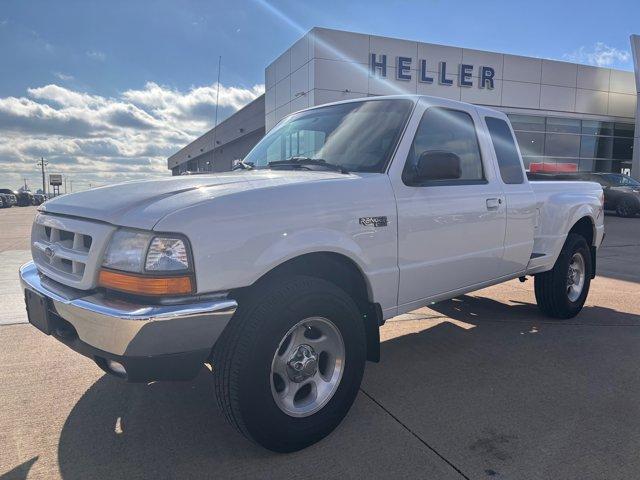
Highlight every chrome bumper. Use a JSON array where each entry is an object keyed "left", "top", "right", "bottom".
[{"left": 19, "top": 261, "right": 237, "bottom": 357}]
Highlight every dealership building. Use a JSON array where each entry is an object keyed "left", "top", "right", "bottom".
[{"left": 168, "top": 28, "right": 640, "bottom": 178}]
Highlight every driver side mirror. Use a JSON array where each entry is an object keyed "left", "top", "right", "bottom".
[{"left": 412, "top": 150, "right": 462, "bottom": 183}]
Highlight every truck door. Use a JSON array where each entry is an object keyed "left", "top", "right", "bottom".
[
  {"left": 483, "top": 115, "right": 536, "bottom": 277},
  {"left": 389, "top": 103, "right": 507, "bottom": 309}
]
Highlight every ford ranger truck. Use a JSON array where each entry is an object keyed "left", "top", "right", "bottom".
[{"left": 20, "top": 95, "right": 605, "bottom": 452}]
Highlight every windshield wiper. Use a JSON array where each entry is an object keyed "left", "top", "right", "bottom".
[
  {"left": 268, "top": 157, "right": 349, "bottom": 174},
  {"left": 232, "top": 159, "right": 254, "bottom": 171}
]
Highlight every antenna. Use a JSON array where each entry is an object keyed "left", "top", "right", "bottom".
[{"left": 211, "top": 55, "right": 222, "bottom": 172}]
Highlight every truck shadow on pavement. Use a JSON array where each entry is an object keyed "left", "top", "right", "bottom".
[
  {"left": 56, "top": 368, "right": 452, "bottom": 479},
  {"left": 427, "top": 294, "right": 640, "bottom": 326},
  {"left": 363, "top": 296, "right": 640, "bottom": 479},
  {"left": 56, "top": 372, "right": 295, "bottom": 479},
  {"left": 56, "top": 295, "right": 640, "bottom": 479},
  {"left": 58, "top": 373, "right": 253, "bottom": 479}
]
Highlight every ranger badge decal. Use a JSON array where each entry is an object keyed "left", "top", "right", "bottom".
[{"left": 359, "top": 216, "right": 388, "bottom": 227}]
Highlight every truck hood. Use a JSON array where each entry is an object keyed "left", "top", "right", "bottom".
[{"left": 39, "top": 170, "right": 353, "bottom": 230}]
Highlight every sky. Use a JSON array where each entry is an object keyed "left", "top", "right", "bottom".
[{"left": 0, "top": 0, "right": 638, "bottom": 191}]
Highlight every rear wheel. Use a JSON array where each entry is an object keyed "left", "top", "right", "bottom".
[
  {"left": 616, "top": 198, "right": 637, "bottom": 218},
  {"left": 534, "top": 233, "right": 592, "bottom": 319},
  {"left": 0, "top": 197, "right": 5, "bottom": 208},
  {"left": 211, "top": 275, "right": 366, "bottom": 452}
]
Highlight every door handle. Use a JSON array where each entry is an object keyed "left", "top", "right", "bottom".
[{"left": 486, "top": 198, "right": 502, "bottom": 210}]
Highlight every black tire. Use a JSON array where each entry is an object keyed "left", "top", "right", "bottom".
[
  {"left": 0, "top": 198, "right": 5, "bottom": 208},
  {"left": 211, "top": 275, "right": 366, "bottom": 452},
  {"left": 534, "top": 233, "right": 592, "bottom": 319},
  {"left": 616, "top": 198, "right": 637, "bottom": 218}
]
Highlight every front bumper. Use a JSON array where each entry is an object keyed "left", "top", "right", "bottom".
[{"left": 20, "top": 261, "right": 237, "bottom": 381}]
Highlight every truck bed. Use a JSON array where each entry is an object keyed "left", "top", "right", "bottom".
[{"left": 526, "top": 180, "right": 605, "bottom": 274}]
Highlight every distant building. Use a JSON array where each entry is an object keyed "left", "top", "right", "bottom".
[
  {"left": 169, "top": 28, "right": 640, "bottom": 178},
  {"left": 167, "top": 95, "right": 265, "bottom": 175}
]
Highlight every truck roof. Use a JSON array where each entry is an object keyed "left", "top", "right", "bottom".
[{"left": 291, "top": 94, "right": 508, "bottom": 120}]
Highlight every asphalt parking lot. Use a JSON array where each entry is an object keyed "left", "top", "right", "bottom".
[{"left": 1, "top": 207, "right": 639, "bottom": 480}]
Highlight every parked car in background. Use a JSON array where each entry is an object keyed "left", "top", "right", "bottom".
[
  {"left": 528, "top": 172, "right": 640, "bottom": 217},
  {"left": 33, "top": 193, "right": 47, "bottom": 205},
  {"left": 15, "top": 191, "right": 35, "bottom": 206},
  {"left": 0, "top": 189, "right": 18, "bottom": 207}
]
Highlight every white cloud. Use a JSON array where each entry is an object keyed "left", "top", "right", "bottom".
[
  {"left": 123, "top": 82, "right": 264, "bottom": 114},
  {"left": 86, "top": 50, "right": 106, "bottom": 61},
  {"left": 28, "top": 84, "right": 106, "bottom": 108},
  {"left": 563, "top": 42, "right": 632, "bottom": 68},
  {"left": 53, "top": 72, "right": 74, "bottom": 81},
  {"left": 0, "top": 81, "right": 264, "bottom": 191}
]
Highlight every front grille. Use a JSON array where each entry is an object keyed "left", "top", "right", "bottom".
[
  {"left": 31, "top": 213, "right": 115, "bottom": 290},
  {"left": 33, "top": 223, "right": 93, "bottom": 280}
]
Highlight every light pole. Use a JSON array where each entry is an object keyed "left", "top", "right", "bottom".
[{"left": 36, "top": 157, "right": 48, "bottom": 194}]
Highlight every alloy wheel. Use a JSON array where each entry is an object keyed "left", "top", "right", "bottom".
[
  {"left": 270, "top": 316, "right": 345, "bottom": 418},
  {"left": 566, "top": 252, "right": 586, "bottom": 302}
]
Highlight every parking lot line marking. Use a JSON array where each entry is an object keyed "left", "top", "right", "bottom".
[{"left": 359, "top": 388, "right": 470, "bottom": 480}]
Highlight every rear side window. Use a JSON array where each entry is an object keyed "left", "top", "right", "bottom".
[{"left": 486, "top": 117, "right": 525, "bottom": 184}]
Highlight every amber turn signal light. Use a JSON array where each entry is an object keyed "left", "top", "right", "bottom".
[{"left": 98, "top": 269, "right": 193, "bottom": 296}]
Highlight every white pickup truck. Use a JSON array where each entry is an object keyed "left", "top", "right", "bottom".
[{"left": 21, "top": 95, "right": 604, "bottom": 452}]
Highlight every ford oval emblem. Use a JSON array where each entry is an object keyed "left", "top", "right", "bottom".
[{"left": 44, "top": 246, "right": 55, "bottom": 259}]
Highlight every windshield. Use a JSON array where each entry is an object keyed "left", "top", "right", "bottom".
[
  {"left": 602, "top": 174, "right": 640, "bottom": 187},
  {"left": 244, "top": 99, "right": 414, "bottom": 172}
]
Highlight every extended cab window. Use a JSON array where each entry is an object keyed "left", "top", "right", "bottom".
[
  {"left": 485, "top": 117, "right": 525, "bottom": 184},
  {"left": 403, "top": 107, "right": 484, "bottom": 185}
]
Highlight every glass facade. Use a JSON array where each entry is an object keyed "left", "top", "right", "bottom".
[{"left": 507, "top": 114, "right": 635, "bottom": 174}]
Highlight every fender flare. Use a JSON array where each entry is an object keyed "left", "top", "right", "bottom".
[{"left": 250, "top": 227, "right": 376, "bottom": 301}]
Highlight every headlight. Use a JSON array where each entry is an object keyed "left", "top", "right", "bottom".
[
  {"left": 102, "top": 230, "right": 152, "bottom": 272},
  {"left": 145, "top": 237, "right": 189, "bottom": 271},
  {"left": 102, "top": 230, "right": 191, "bottom": 273},
  {"left": 100, "top": 229, "right": 194, "bottom": 296}
]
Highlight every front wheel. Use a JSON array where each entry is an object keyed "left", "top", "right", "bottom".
[
  {"left": 616, "top": 198, "right": 637, "bottom": 218},
  {"left": 534, "top": 233, "right": 592, "bottom": 319},
  {"left": 211, "top": 275, "right": 366, "bottom": 452}
]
